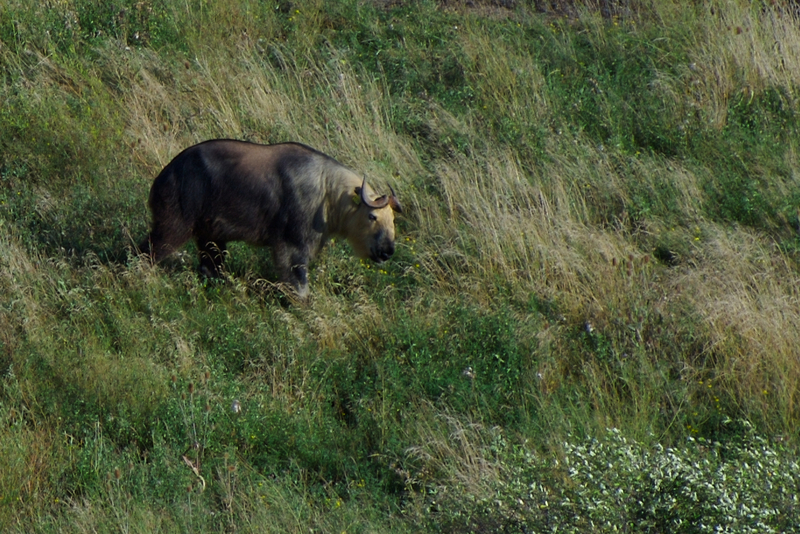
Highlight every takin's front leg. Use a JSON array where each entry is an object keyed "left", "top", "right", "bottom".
[
  {"left": 272, "top": 243, "right": 311, "bottom": 300},
  {"left": 197, "top": 239, "right": 227, "bottom": 278},
  {"left": 139, "top": 222, "right": 193, "bottom": 263}
]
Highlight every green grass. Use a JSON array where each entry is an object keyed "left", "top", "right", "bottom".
[{"left": 2, "top": 0, "right": 800, "bottom": 531}]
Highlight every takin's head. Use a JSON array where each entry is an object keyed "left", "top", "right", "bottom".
[{"left": 343, "top": 178, "right": 403, "bottom": 263}]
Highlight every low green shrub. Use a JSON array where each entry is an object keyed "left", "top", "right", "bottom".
[{"left": 424, "top": 426, "right": 800, "bottom": 534}]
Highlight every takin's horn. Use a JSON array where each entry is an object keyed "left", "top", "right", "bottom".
[{"left": 359, "top": 177, "right": 391, "bottom": 209}]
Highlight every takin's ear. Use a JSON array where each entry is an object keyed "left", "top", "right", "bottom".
[{"left": 389, "top": 196, "right": 403, "bottom": 214}]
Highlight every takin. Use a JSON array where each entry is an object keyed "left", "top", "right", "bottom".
[{"left": 139, "top": 139, "right": 402, "bottom": 299}]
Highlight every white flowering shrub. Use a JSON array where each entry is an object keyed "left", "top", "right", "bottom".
[
  {"left": 561, "top": 428, "right": 799, "bottom": 533},
  {"left": 425, "top": 427, "right": 800, "bottom": 533}
]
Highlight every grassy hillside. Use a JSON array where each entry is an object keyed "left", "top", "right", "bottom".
[{"left": 2, "top": 0, "right": 800, "bottom": 531}]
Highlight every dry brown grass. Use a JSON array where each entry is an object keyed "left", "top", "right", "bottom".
[
  {"left": 403, "top": 402, "right": 504, "bottom": 498},
  {"left": 676, "top": 226, "right": 800, "bottom": 429},
  {"left": 673, "top": 2, "right": 800, "bottom": 130}
]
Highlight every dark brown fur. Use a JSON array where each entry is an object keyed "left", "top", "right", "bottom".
[{"left": 139, "top": 139, "right": 401, "bottom": 298}]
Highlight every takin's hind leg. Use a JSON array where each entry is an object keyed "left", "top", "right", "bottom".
[{"left": 197, "top": 239, "right": 227, "bottom": 278}]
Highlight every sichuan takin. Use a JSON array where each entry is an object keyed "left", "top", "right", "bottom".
[{"left": 139, "top": 140, "right": 402, "bottom": 299}]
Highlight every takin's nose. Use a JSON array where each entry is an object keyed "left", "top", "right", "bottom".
[{"left": 375, "top": 241, "right": 395, "bottom": 262}]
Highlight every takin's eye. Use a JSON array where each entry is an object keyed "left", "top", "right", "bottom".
[{"left": 368, "top": 213, "right": 378, "bottom": 222}]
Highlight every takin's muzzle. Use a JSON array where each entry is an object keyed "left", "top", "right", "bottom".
[{"left": 370, "top": 231, "right": 396, "bottom": 263}]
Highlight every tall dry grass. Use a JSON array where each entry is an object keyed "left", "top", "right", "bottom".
[{"left": 676, "top": 226, "right": 800, "bottom": 430}]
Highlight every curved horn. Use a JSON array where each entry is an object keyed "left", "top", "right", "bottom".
[{"left": 359, "top": 177, "right": 391, "bottom": 209}]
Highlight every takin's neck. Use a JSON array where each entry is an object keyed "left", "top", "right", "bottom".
[{"left": 324, "top": 172, "right": 362, "bottom": 239}]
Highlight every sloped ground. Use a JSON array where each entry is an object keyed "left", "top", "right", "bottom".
[{"left": 1, "top": 1, "right": 799, "bottom": 532}]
